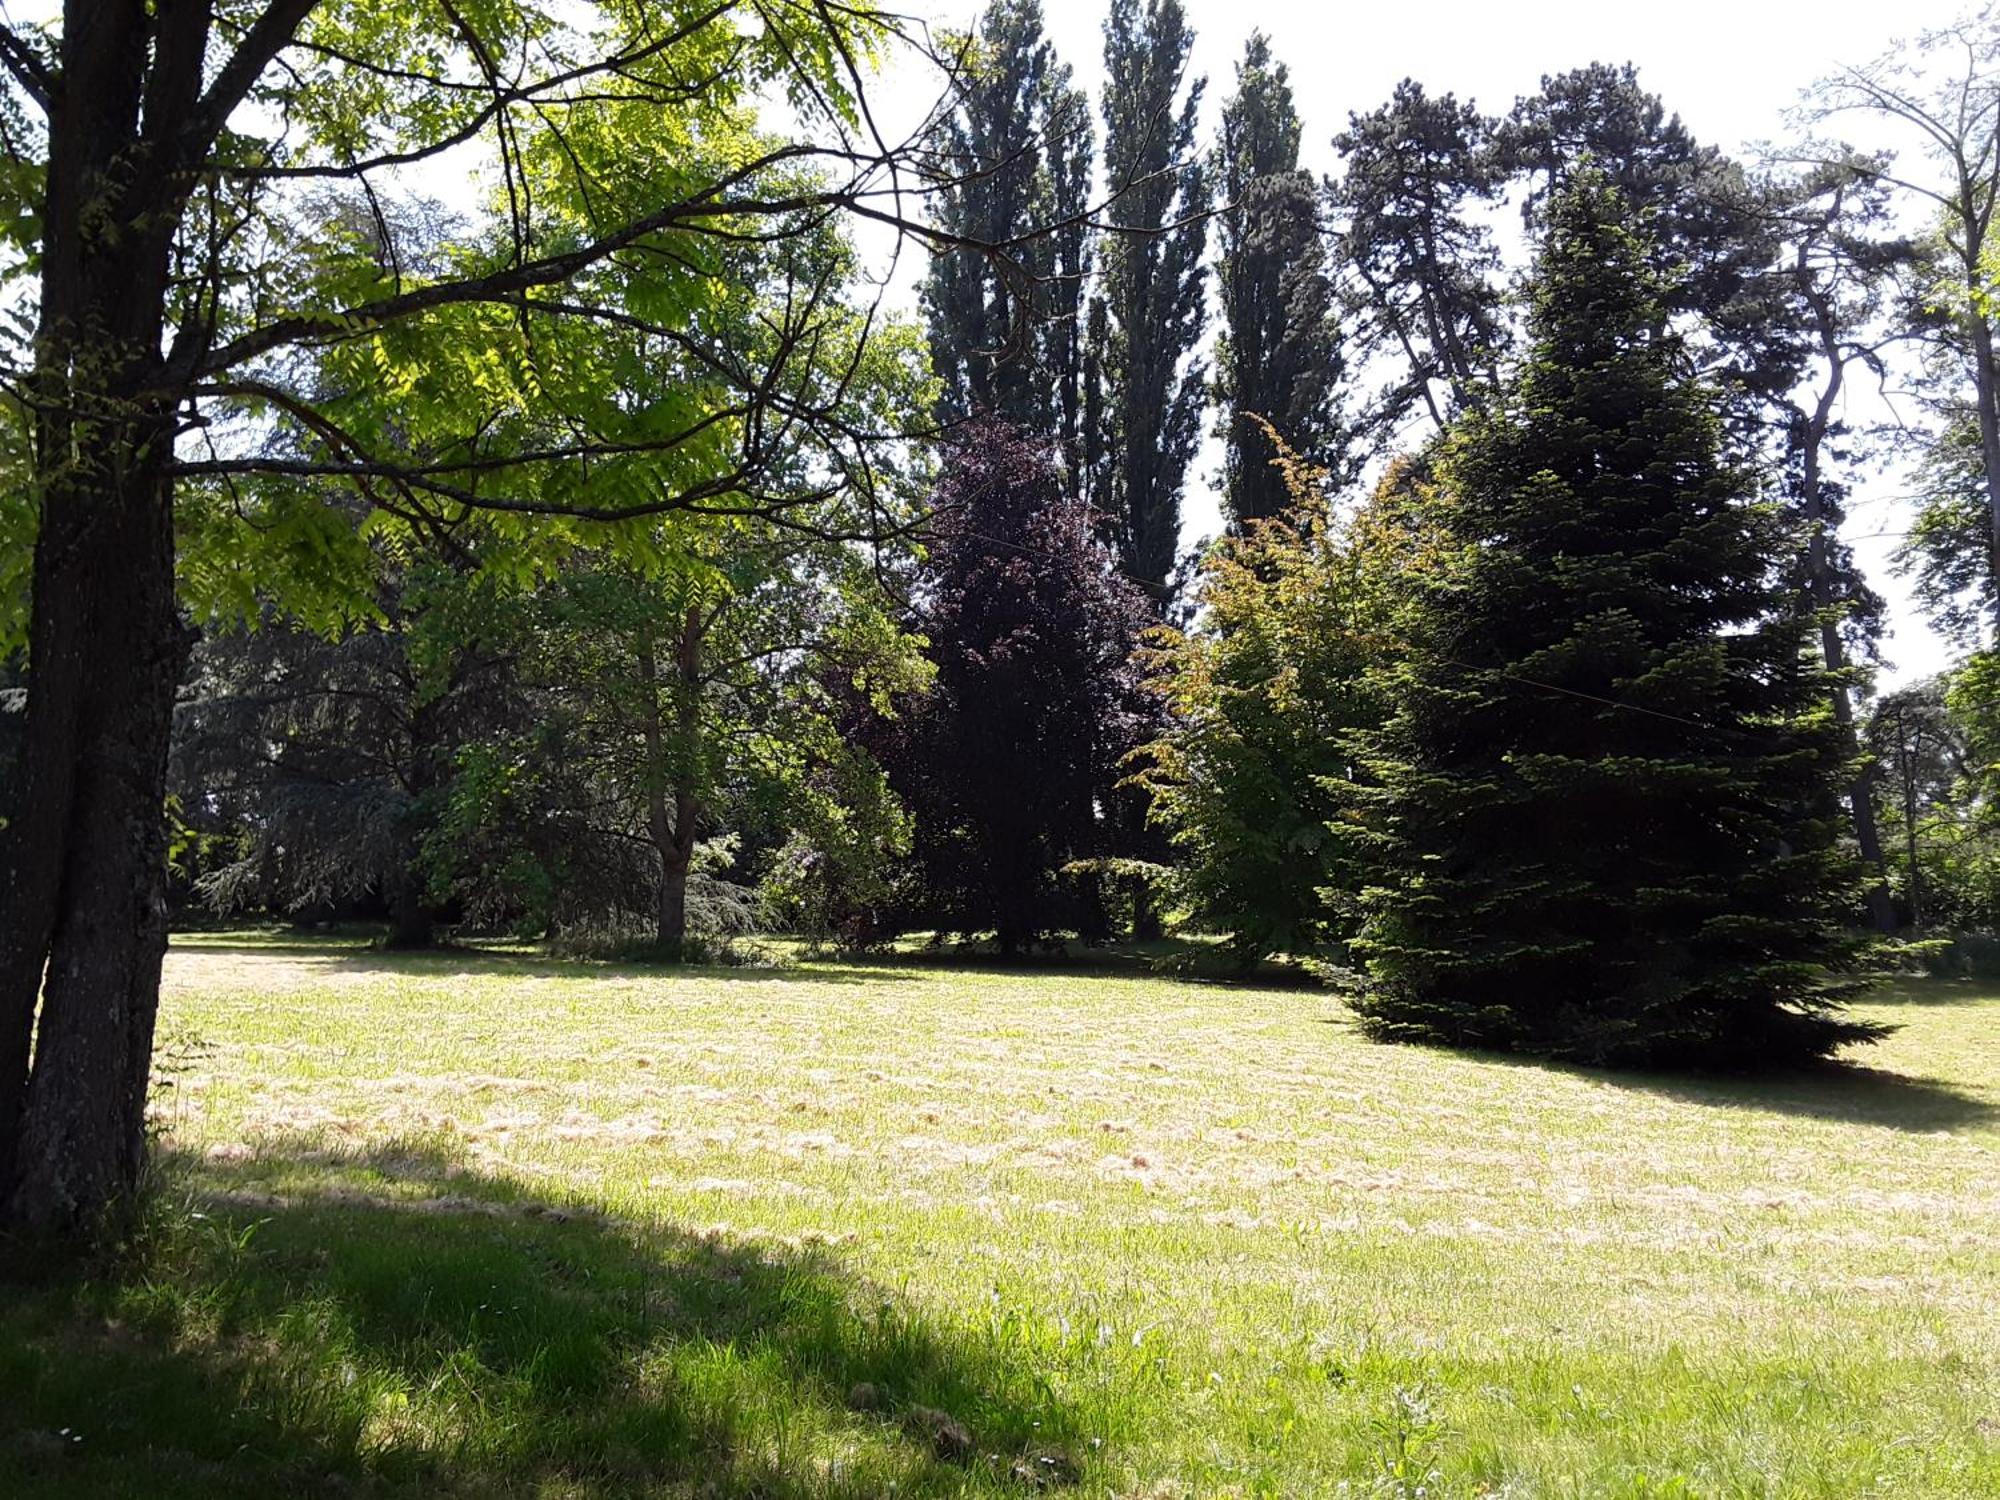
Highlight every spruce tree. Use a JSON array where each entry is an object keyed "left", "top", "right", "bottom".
[
  {"left": 1212, "top": 34, "right": 1346, "bottom": 526},
  {"left": 1091, "top": 0, "right": 1210, "bottom": 602},
  {"left": 1496, "top": 63, "right": 1782, "bottom": 423},
  {"left": 1350, "top": 178, "right": 1885, "bottom": 1070},
  {"left": 922, "top": 0, "right": 1094, "bottom": 469}
]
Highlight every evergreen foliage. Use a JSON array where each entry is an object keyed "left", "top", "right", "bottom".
[
  {"left": 1349, "top": 178, "right": 1885, "bottom": 1069},
  {"left": 171, "top": 570, "right": 527, "bottom": 948},
  {"left": 1329, "top": 82, "right": 1507, "bottom": 439},
  {"left": 1498, "top": 63, "right": 1786, "bottom": 421}
]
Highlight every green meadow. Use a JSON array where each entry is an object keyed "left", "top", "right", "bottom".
[{"left": 3, "top": 935, "right": 1995, "bottom": 1497}]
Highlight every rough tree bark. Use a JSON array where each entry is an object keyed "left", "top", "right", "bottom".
[{"left": 0, "top": 0, "right": 212, "bottom": 1232}]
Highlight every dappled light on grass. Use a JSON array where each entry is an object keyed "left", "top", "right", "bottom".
[
  {"left": 4, "top": 941, "right": 1998, "bottom": 1495},
  {"left": 2, "top": 1136, "right": 1087, "bottom": 1498}
]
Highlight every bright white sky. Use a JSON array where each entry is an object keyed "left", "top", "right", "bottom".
[{"left": 864, "top": 0, "right": 1976, "bottom": 687}]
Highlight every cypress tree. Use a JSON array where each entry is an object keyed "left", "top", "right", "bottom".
[
  {"left": 1349, "top": 177, "right": 1885, "bottom": 1070},
  {"left": 1212, "top": 33, "right": 1346, "bottom": 527}
]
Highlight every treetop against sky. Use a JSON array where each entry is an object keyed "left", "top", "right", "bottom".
[
  {"left": 876, "top": 0, "right": 1983, "bottom": 686},
  {"left": 0, "top": 0, "right": 1976, "bottom": 681}
]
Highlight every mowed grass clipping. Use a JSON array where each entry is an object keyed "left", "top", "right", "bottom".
[{"left": 3, "top": 937, "right": 1997, "bottom": 1497}]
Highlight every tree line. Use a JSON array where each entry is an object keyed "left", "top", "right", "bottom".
[{"left": 2, "top": 0, "right": 1999, "bottom": 1240}]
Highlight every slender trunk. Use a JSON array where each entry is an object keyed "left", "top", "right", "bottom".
[
  {"left": 1825, "top": 623, "right": 1897, "bottom": 934},
  {"left": 1966, "top": 310, "right": 2000, "bottom": 608},
  {"left": 1902, "top": 711, "right": 1924, "bottom": 934},
  {"left": 637, "top": 606, "right": 704, "bottom": 957},
  {"left": 1795, "top": 343, "right": 1896, "bottom": 932}
]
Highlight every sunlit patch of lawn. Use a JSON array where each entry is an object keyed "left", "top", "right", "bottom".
[{"left": 3, "top": 937, "right": 1996, "bottom": 1496}]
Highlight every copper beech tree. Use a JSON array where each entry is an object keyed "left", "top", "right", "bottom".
[{"left": 0, "top": 0, "right": 1113, "bottom": 1238}]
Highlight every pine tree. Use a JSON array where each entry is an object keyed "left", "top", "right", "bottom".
[
  {"left": 1091, "top": 0, "right": 1210, "bottom": 603},
  {"left": 1350, "top": 177, "right": 1885, "bottom": 1070},
  {"left": 1212, "top": 34, "right": 1346, "bottom": 527},
  {"left": 1329, "top": 81, "right": 1507, "bottom": 441},
  {"left": 922, "top": 0, "right": 1094, "bottom": 475},
  {"left": 1496, "top": 63, "right": 1781, "bottom": 421}
]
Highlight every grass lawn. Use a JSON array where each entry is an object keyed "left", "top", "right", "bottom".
[{"left": 3, "top": 936, "right": 1997, "bottom": 1497}]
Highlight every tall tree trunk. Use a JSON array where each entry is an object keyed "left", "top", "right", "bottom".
[
  {"left": 0, "top": 418, "right": 91, "bottom": 1208},
  {"left": 0, "top": 0, "right": 204, "bottom": 1234},
  {"left": 8, "top": 447, "right": 186, "bottom": 1235},
  {"left": 386, "top": 872, "right": 434, "bottom": 950},
  {"left": 1969, "top": 312, "right": 2000, "bottom": 609},
  {"left": 1802, "top": 469, "right": 1896, "bottom": 935},
  {"left": 1822, "top": 616, "right": 1896, "bottom": 933},
  {"left": 637, "top": 606, "right": 704, "bottom": 957},
  {"left": 1796, "top": 277, "right": 1896, "bottom": 932},
  {"left": 657, "top": 833, "right": 693, "bottom": 954},
  {"left": 1902, "top": 714, "right": 1924, "bottom": 933}
]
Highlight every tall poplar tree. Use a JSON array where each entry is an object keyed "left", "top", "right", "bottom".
[
  {"left": 1091, "top": 0, "right": 1210, "bottom": 602},
  {"left": 1212, "top": 33, "right": 1345, "bottom": 527},
  {"left": 922, "top": 0, "right": 1094, "bottom": 477},
  {"left": 1351, "top": 178, "right": 1882, "bottom": 1071}
]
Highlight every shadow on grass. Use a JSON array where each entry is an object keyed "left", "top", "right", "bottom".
[
  {"left": 1600, "top": 1060, "right": 1998, "bottom": 1134},
  {"left": 0, "top": 1137, "right": 1084, "bottom": 1499},
  {"left": 166, "top": 931, "right": 1319, "bottom": 993},
  {"left": 854, "top": 937, "right": 1325, "bottom": 994},
  {"left": 1595, "top": 976, "right": 2000, "bottom": 1132},
  {"left": 168, "top": 938, "right": 920, "bottom": 988},
  {"left": 1857, "top": 974, "right": 2000, "bottom": 1008},
  {"left": 1325, "top": 974, "right": 1998, "bottom": 1134}
]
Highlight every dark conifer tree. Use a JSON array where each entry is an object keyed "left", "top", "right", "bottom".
[
  {"left": 883, "top": 421, "right": 1154, "bottom": 951},
  {"left": 1091, "top": 0, "right": 1210, "bottom": 603},
  {"left": 1497, "top": 63, "right": 1783, "bottom": 412},
  {"left": 1350, "top": 178, "right": 1884, "bottom": 1070},
  {"left": 1329, "top": 81, "right": 1507, "bottom": 442},
  {"left": 1212, "top": 33, "right": 1346, "bottom": 527},
  {"left": 922, "top": 0, "right": 1094, "bottom": 473}
]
